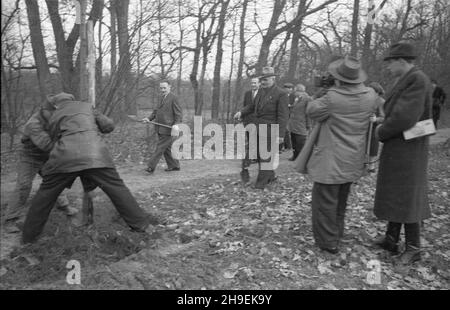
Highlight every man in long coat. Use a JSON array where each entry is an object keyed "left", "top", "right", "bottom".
[
  {"left": 374, "top": 42, "right": 432, "bottom": 264},
  {"left": 234, "top": 67, "right": 289, "bottom": 189}
]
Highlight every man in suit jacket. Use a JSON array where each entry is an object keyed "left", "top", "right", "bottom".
[
  {"left": 240, "top": 77, "right": 260, "bottom": 182},
  {"left": 374, "top": 42, "right": 432, "bottom": 265},
  {"left": 281, "top": 82, "right": 295, "bottom": 151},
  {"left": 431, "top": 79, "right": 447, "bottom": 128},
  {"left": 143, "top": 81, "right": 183, "bottom": 174},
  {"left": 234, "top": 67, "right": 289, "bottom": 189}
]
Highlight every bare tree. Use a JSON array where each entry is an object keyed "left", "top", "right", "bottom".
[
  {"left": 24, "top": 0, "right": 50, "bottom": 100},
  {"left": 232, "top": 0, "right": 249, "bottom": 115},
  {"left": 211, "top": 0, "right": 230, "bottom": 120},
  {"left": 350, "top": 0, "right": 360, "bottom": 56}
]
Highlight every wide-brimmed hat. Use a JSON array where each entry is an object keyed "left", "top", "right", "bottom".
[
  {"left": 383, "top": 42, "right": 417, "bottom": 61},
  {"left": 259, "top": 66, "right": 278, "bottom": 79},
  {"left": 328, "top": 55, "right": 367, "bottom": 84},
  {"left": 283, "top": 82, "right": 294, "bottom": 88}
]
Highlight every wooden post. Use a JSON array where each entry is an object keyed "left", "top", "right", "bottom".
[
  {"left": 87, "top": 20, "right": 95, "bottom": 107},
  {"left": 77, "top": 0, "right": 94, "bottom": 226},
  {"left": 79, "top": 0, "right": 88, "bottom": 102}
]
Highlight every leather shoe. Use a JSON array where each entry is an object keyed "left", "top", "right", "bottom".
[
  {"left": 394, "top": 246, "right": 421, "bottom": 265},
  {"left": 320, "top": 247, "right": 339, "bottom": 254},
  {"left": 240, "top": 169, "right": 250, "bottom": 183},
  {"left": 374, "top": 235, "right": 399, "bottom": 254},
  {"left": 165, "top": 167, "right": 180, "bottom": 172}
]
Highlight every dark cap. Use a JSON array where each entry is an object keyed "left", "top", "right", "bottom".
[{"left": 383, "top": 42, "right": 417, "bottom": 61}]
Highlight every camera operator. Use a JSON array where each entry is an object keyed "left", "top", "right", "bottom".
[{"left": 305, "top": 55, "right": 378, "bottom": 254}]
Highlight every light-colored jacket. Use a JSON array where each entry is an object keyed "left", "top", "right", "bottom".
[
  {"left": 287, "top": 92, "right": 311, "bottom": 135},
  {"left": 305, "top": 84, "right": 377, "bottom": 184}
]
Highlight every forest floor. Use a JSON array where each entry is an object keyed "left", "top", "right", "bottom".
[{"left": 0, "top": 121, "right": 449, "bottom": 290}]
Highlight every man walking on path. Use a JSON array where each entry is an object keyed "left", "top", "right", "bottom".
[{"left": 143, "top": 81, "right": 183, "bottom": 174}]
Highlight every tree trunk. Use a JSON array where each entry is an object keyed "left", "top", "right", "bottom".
[
  {"left": 350, "top": 0, "right": 360, "bottom": 56},
  {"left": 287, "top": 0, "right": 307, "bottom": 81},
  {"left": 25, "top": 0, "right": 50, "bottom": 100},
  {"left": 114, "top": 0, "right": 134, "bottom": 115},
  {"left": 232, "top": 0, "right": 248, "bottom": 114},
  {"left": 109, "top": 3, "right": 117, "bottom": 73},
  {"left": 256, "top": 0, "right": 286, "bottom": 73},
  {"left": 211, "top": 0, "right": 230, "bottom": 120},
  {"left": 177, "top": 0, "right": 184, "bottom": 96}
]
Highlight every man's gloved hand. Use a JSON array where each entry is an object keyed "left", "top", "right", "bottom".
[
  {"left": 369, "top": 114, "right": 377, "bottom": 123},
  {"left": 142, "top": 117, "right": 150, "bottom": 123},
  {"left": 234, "top": 111, "right": 242, "bottom": 120}
]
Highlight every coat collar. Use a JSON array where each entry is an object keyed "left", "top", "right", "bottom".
[
  {"left": 328, "top": 83, "right": 369, "bottom": 95},
  {"left": 385, "top": 66, "right": 418, "bottom": 103}
]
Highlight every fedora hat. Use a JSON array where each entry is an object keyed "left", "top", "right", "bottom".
[
  {"left": 259, "top": 66, "right": 278, "bottom": 79},
  {"left": 328, "top": 55, "right": 367, "bottom": 84},
  {"left": 383, "top": 42, "right": 417, "bottom": 61}
]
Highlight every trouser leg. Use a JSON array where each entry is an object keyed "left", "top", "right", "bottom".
[
  {"left": 162, "top": 135, "right": 180, "bottom": 169},
  {"left": 312, "top": 182, "right": 345, "bottom": 249},
  {"left": 147, "top": 134, "right": 170, "bottom": 170},
  {"left": 386, "top": 222, "right": 402, "bottom": 243},
  {"left": 405, "top": 222, "right": 421, "bottom": 248},
  {"left": 336, "top": 183, "right": 351, "bottom": 239},
  {"left": 81, "top": 168, "right": 149, "bottom": 231},
  {"left": 255, "top": 132, "right": 276, "bottom": 188},
  {"left": 292, "top": 134, "right": 306, "bottom": 160},
  {"left": 242, "top": 131, "right": 251, "bottom": 170},
  {"left": 5, "top": 151, "right": 43, "bottom": 222},
  {"left": 284, "top": 130, "right": 291, "bottom": 149},
  {"left": 22, "top": 173, "right": 77, "bottom": 243}
]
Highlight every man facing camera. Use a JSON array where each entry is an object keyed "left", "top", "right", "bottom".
[
  {"left": 143, "top": 81, "right": 183, "bottom": 174},
  {"left": 234, "top": 67, "right": 289, "bottom": 189}
]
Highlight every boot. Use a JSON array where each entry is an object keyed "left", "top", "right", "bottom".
[
  {"left": 396, "top": 223, "right": 421, "bottom": 265},
  {"left": 374, "top": 235, "right": 399, "bottom": 254},
  {"left": 396, "top": 245, "right": 421, "bottom": 265},
  {"left": 374, "top": 222, "right": 401, "bottom": 254},
  {"left": 240, "top": 169, "right": 250, "bottom": 183}
]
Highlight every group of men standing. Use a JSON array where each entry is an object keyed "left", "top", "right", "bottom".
[
  {"left": 234, "top": 42, "right": 436, "bottom": 265},
  {"left": 1, "top": 42, "right": 439, "bottom": 268}
]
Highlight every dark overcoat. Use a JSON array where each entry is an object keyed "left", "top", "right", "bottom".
[
  {"left": 374, "top": 67, "right": 432, "bottom": 223},
  {"left": 241, "top": 84, "right": 289, "bottom": 139}
]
